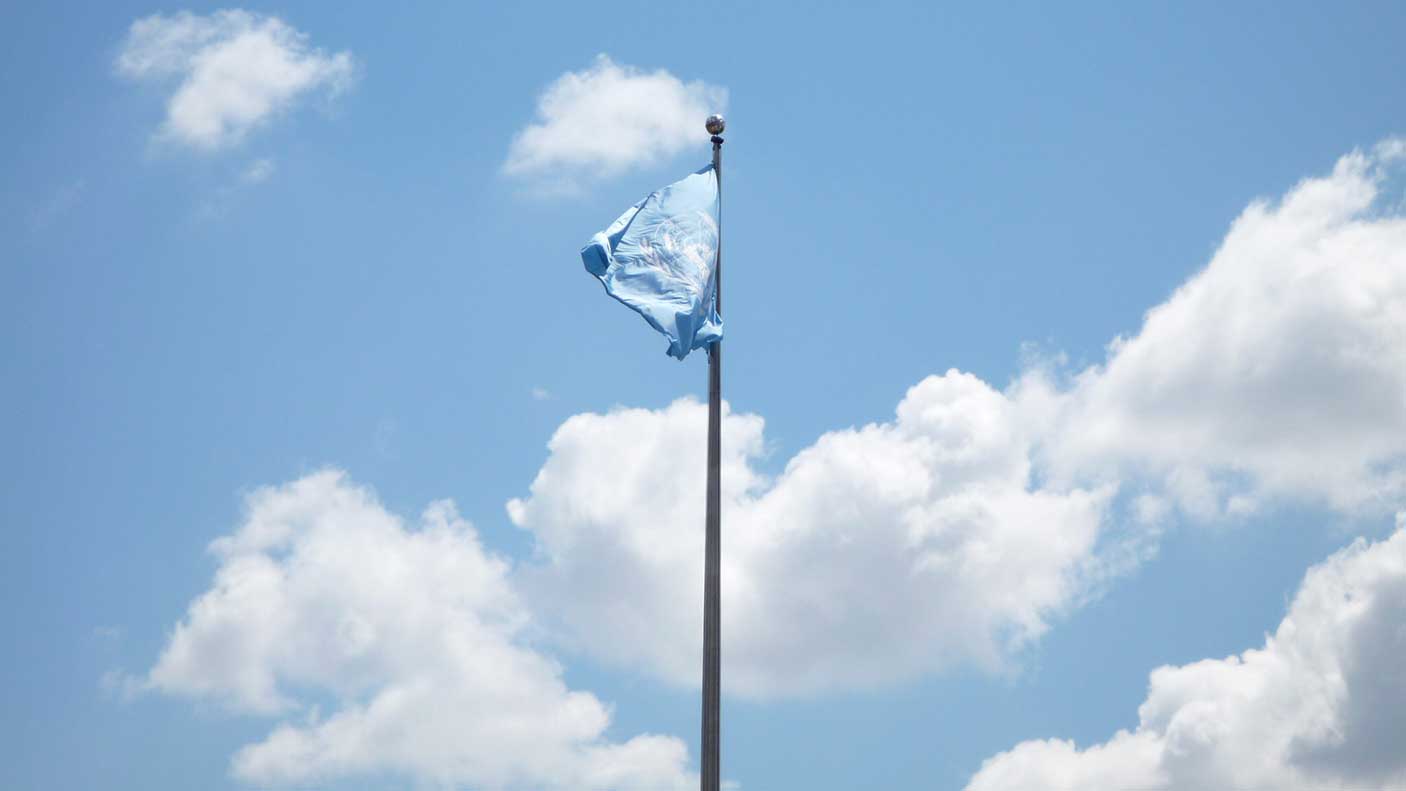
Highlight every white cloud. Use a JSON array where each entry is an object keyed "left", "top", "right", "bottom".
[
  {"left": 506, "top": 139, "right": 1406, "bottom": 697},
  {"left": 504, "top": 55, "right": 726, "bottom": 185},
  {"left": 116, "top": 10, "right": 354, "bottom": 150},
  {"left": 966, "top": 514, "right": 1406, "bottom": 791},
  {"left": 1043, "top": 140, "right": 1406, "bottom": 516},
  {"left": 136, "top": 139, "right": 1406, "bottom": 784},
  {"left": 140, "top": 471, "right": 692, "bottom": 790},
  {"left": 532, "top": 386, "right": 554, "bottom": 401},
  {"left": 508, "top": 376, "right": 1122, "bottom": 697}
]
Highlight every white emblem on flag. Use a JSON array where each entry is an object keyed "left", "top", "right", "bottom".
[{"left": 638, "top": 210, "right": 718, "bottom": 300}]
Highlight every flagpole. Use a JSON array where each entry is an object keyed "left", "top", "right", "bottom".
[{"left": 701, "top": 113, "right": 725, "bottom": 791}]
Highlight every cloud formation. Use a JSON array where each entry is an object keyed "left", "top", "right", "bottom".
[
  {"left": 1038, "top": 140, "right": 1406, "bottom": 517},
  {"left": 509, "top": 377, "right": 1121, "bottom": 697},
  {"left": 139, "top": 140, "right": 1406, "bottom": 785},
  {"left": 507, "top": 141, "right": 1406, "bottom": 695},
  {"left": 966, "top": 514, "right": 1406, "bottom": 791},
  {"left": 504, "top": 55, "right": 726, "bottom": 186},
  {"left": 116, "top": 10, "right": 354, "bottom": 150},
  {"left": 142, "top": 471, "right": 692, "bottom": 790}
]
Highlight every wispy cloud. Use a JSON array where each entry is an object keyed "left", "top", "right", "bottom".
[
  {"left": 193, "top": 158, "right": 280, "bottom": 219},
  {"left": 115, "top": 10, "right": 354, "bottom": 151},
  {"left": 240, "top": 157, "right": 276, "bottom": 184}
]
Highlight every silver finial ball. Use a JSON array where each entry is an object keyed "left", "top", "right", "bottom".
[{"left": 706, "top": 114, "right": 726, "bottom": 135}]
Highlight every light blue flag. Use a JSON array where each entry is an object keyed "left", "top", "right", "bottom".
[{"left": 581, "top": 165, "right": 722, "bottom": 360}]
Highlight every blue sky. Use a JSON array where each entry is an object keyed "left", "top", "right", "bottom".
[{"left": 5, "top": 2, "right": 1406, "bottom": 789}]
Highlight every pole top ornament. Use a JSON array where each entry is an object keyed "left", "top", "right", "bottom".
[{"left": 706, "top": 114, "right": 726, "bottom": 136}]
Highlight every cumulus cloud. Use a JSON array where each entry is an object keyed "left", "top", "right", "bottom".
[
  {"left": 966, "top": 514, "right": 1406, "bottom": 791},
  {"left": 116, "top": 10, "right": 354, "bottom": 150},
  {"left": 508, "top": 376, "right": 1122, "bottom": 696},
  {"left": 137, "top": 139, "right": 1406, "bottom": 784},
  {"left": 506, "top": 140, "right": 1406, "bottom": 697},
  {"left": 140, "top": 471, "right": 692, "bottom": 790},
  {"left": 1043, "top": 140, "right": 1406, "bottom": 516},
  {"left": 504, "top": 55, "right": 726, "bottom": 186}
]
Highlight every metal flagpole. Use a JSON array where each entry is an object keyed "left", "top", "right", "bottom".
[{"left": 701, "top": 112, "right": 725, "bottom": 791}]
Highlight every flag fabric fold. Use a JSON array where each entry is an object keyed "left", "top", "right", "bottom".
[{"left": 581, "top": 165, "right": 722, "bottom": 360}]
